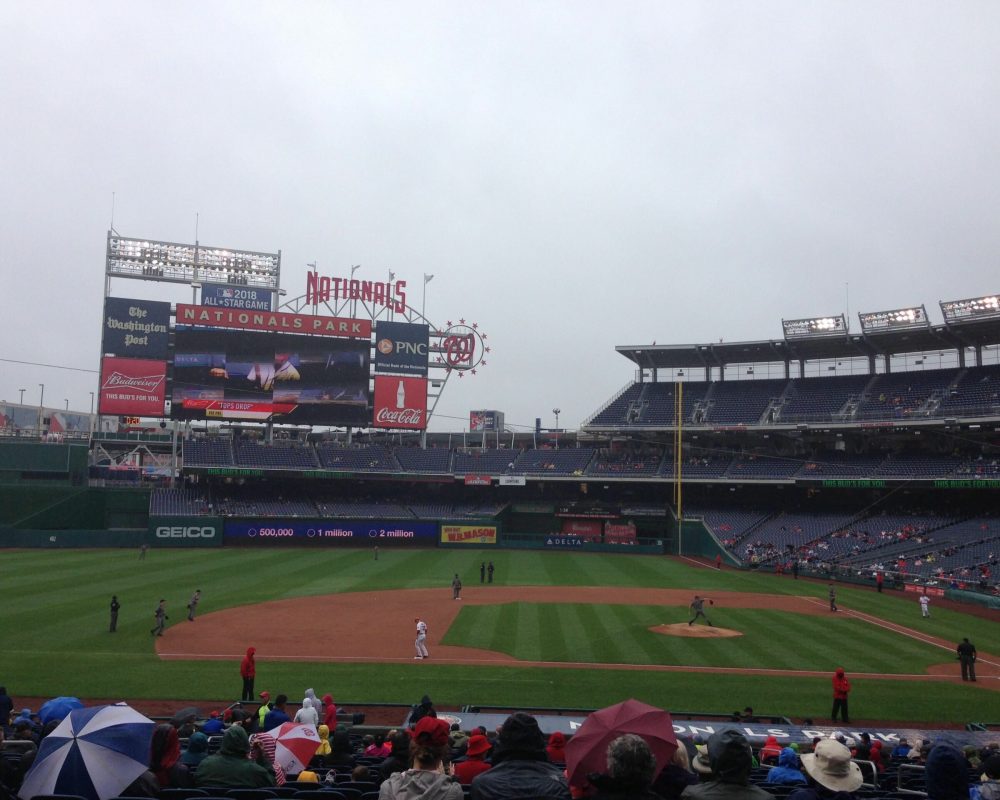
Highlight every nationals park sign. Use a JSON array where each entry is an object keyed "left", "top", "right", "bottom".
[{"left": 176, "top": 304, "right": 371, "bottom": 338}]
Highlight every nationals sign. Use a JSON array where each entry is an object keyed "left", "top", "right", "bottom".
[
  {"left": 99, "top": 357, "right": 167, "bottom": 416},
  {"left": 176, "top": 304, "right": 371, "bottom": 338},
  {"left": 373, "top": 375, "right": 427, "bottom": 429}
]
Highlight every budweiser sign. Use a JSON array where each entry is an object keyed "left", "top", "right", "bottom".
[
  {"left": 102, "top": 371, "right": 165, "bottom": 393},
  {"left": 99, "top": 357, "right": 167, "bottom": 417},
  {"left": 373, "top": 375, "right": 427, "bottom": 430}
]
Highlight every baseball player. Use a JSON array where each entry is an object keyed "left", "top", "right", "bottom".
[
  {"left": 919, "top": 593, "right": 930, "bottom": 618},
  {"left": 414, "top": 617, "right": 429, "bottom": 659},
  {"left": 451, "top": 573, "right": 463, "bottom": 600},
  {"left": 688, "top": 595, "right": 714, "bottom": 626}
]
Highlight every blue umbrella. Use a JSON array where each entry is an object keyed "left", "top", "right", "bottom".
[
  {"left": 38, "top": 696, "right": 84, "bottom": 725},
  {"left": 20, "top": 704, "right": 155, "bottom": 800}
]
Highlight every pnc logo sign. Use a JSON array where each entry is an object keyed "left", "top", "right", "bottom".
[
  {"left": 374, "top": 321, "right": 429, "bottom": 376},
  {"left": 155, "top": 526, "right": 218, "bottom": 539}
]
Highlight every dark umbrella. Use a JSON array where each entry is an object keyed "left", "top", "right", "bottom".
[
  {"left": 169, "top": 706, "right": 201, "bottom": 726},
  {"left": 39, "top": 696, "right": 84, "bottom": 725},
  {"left": 564, "top": 698, "right": 678, "bottom": 788}
]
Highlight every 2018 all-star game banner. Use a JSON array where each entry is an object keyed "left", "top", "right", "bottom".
[
  {"left": 99, "top": 357, "right": 167, "bottom": 416},
  {"left": 372, "top": 375, "right": 427, "bottom": 429}
]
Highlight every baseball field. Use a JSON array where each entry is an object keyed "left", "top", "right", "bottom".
[{"left": 3, "top": 547, "right": 997, "bottom": 725}]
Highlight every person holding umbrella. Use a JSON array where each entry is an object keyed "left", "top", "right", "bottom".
[
  {"left": 19, "top": 703, "right": 157, "bottom": 800},
  {"left": 587, "top": 734, "right": 662, "bottom": 800}
]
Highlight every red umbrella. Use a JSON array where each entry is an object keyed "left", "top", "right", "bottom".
[
  {"left": 265, "top": 722, "right": 322, "bottom": 773},
  {"left": 564, "top": 699, "right": 678, "bottom": 788}
]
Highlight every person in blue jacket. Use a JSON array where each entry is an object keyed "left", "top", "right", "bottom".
[{"left": 766, "top": 748, "right": 808, "bottom": 786}]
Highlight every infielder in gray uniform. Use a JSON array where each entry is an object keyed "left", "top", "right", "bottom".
[
  {"left": 151, "top": 599, "right": 168, "bottom": 636},
  {"left": 688, "top": 595, "right": 714, "bottom": 626}
]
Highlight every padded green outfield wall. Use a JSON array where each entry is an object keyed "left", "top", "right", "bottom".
[
  {"left": 0, "top": 516, "right": 222, "bottom": 548},
  {"left": 0, "top": 486, "right": 150, "bottom": 529}
]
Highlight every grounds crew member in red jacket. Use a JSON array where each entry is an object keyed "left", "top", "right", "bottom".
[
  {"left": 241, "top": 646, "right": 256, "bottom": 701},
  {"left": 831, "top": 667, "right": 851, "bottom": 724}
]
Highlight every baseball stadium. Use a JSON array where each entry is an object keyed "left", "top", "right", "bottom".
[{"left": 1, "top": 233, "right": 999, "bottom": 797}]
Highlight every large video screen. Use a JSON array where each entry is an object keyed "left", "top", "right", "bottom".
[{"left": 171, "top": 329, "right": 370, "bottom": 425}]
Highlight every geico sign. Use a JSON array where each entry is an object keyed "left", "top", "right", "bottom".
[{"left": 155, "top": 526, "right": 217, "bottom": 539}]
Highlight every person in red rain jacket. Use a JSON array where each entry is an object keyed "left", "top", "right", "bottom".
[
  {"left": 831, "top": 667, "right": 851, "bottom": 724},
  {"left": 241, "top": 647, "right": 257, "bottom": 701}
]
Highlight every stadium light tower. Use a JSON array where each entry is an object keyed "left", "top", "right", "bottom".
[
  {"left": 18, "top": 388, "right": 25, "bottom": 405},
  {"left": 553, "top": 407, "right": 561, "bottom": 448},
  {"left": 38, "top": 383, "right": 44, "bottom": 431}
]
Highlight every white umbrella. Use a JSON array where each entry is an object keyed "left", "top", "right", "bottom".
[
  {"left": 265, "top": 722, "right": 322, "bottom": 774},
  {"left": 20, "top": 704, "right": 155, "bottom": 800}
]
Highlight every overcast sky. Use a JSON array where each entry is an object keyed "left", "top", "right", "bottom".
[{"left": 2, "top": 2, "right": 1000, "bottom": 433}]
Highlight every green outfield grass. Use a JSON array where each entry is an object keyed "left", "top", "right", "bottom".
[{"left": 1, "top": 547, "right": 996, "bottom": 724}]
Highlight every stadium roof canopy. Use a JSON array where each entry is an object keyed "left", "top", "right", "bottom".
[{"left": 617, "top": 318, "right": 1000, "bottom": 371}]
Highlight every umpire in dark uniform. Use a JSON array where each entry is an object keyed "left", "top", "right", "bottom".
[
  {"left": 957, "top": 638, "right": 977, "bottom": 681},
  {"left": 110, "top": 595, "right": 120, "bottom": 632}
]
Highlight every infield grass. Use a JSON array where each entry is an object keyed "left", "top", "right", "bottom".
[{"left": 1, "top": 547, "right": 996, "bottom": 724}]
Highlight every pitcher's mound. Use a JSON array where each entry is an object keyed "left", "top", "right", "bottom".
[{"left": 651, "top": 623, "right": 743, "bottom": 638}]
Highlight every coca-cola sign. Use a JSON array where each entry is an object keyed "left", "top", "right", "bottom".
[
  {"left": 373, "top": 375, "right": 427, "bottom": 430},
  {"left": 99, "top": 357, "right": 167, "bottom": 417}
]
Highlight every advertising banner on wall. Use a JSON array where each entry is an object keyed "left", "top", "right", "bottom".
[
  {"left": 98, "top": 357, "right": 167, "bottom": 416},
  {"left": 440, "top": 525, "right": 498, "bottom": 545},
  {"left": 561, "top": 520, "right": 602, "bottom": 540},
  {"left": 103, "top": 297, "right": 171, "bottom": 358},
  {"left": 373, "top": 375, "right": 428, "bottom": 429},
  {"left": 147, "top": 516, "right": 223, "bottom": 547},
  {"left": 201, "top": 285, "right": 272, "bottom": 311},
  {"left": 374, "top": 321, "right": 430, "bottom": 376},
  {"left": 224, "top": 520, "right": 439, "bottom": 545},
  {"left": 470, "top": 410, "right": 505, "bottom": 431},
  {"left": 176, "top": 303, "right": 371, "bottom": 338}
]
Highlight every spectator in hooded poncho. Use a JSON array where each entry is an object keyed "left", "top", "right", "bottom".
[
  {"left": 195, "top": 726, "right": 276, "bottom": 787},
  {"left": 295, "top": 697, "right": 319, "bottom": 728},
  {"left": 766, "top": 748, "right": 807, "bottom": 786},
  {"left": 682, "top": 730, "right": 774, "bottom": 800},
  {"left": 322, "top": 693, "right": 338, "bottom": 730},
  {"left": 546, "top": 731, "right": 567, "bottom": 764},
  {"left": 181, "top": 732, "right": 210, "bottom": 769},
  {"left": 470, "top": 713, "right": 569, "bottom": 800},
  {"left": 925, "top": 742, "right": 970, "bottom": 800}
]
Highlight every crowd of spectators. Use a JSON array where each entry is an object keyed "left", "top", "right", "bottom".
[{"left": 3, "top": 688, "right": 1000, "bottom": 800}]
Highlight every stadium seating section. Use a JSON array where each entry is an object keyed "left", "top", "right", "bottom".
[{"left": 584, "top": 365, "right": 1000, "bottom": 427}]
